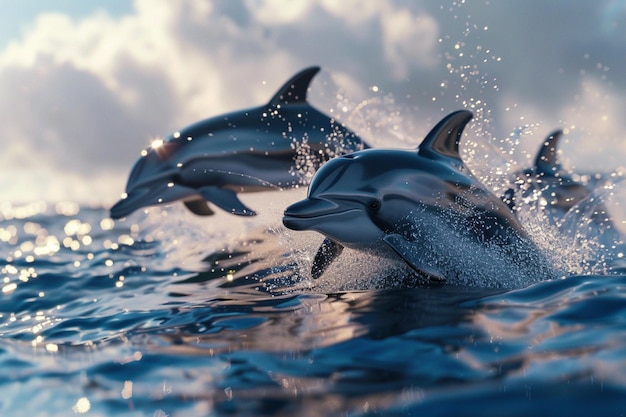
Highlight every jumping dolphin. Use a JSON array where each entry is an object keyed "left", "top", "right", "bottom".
[
  {"left": 110, "top": 66, "right": 369, "bottom": 219},
  {"left": 283, "top": 110, "right": 550, "bottom": 282},
  {"left": 501, "top": 130, "right": 591, "bottom": 220}
]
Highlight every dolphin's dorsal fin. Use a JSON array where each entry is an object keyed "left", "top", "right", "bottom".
[
  {"left": 417, "top": 110, "right": 473, "bottom": 163},
  {"left": 535, "top": 129, "right": 563, "bottom": 174},
  {"left": 268, "top": 66, "right": 320, "bottom": 106}
]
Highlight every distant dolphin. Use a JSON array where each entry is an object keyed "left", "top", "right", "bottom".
[
  {"left": 283, "top": 110, "right": 550, "bottom": 282},
  {"left": 110, "top": 66, "right": 369, "bottom": 219},
  {"left": 501, "top": 130, "right": 590, "bottom": 220}
]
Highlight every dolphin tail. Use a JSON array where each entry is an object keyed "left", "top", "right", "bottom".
[
  {"left": 311, "top": 238, "right": 344, "bottom": 279},
  {"left": 196, "top": 186, "right": 257, "bottom": 216},
  {"left": 535, "top": 129, "right": 563, "bottom": 174},
  {"left": 417, "top": 110, "right": 473, "bottom": 164},
  {"left": 268, "top": 66, "right": 321, "bottom": 106},
  {"left": 382, "top": 234, "right": 446, "bottom": 283},
  {"left": 184, "top": 199, "right": 216, "bottom": 216}
]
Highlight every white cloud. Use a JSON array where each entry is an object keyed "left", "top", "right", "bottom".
[
  {"left": 0, "top": 0, "right": 288, "bottom": 204},
  {"left": 496, "top": 75, "right": 626, "bottom": 173},
  {"left": 559, "top": 77, "right": 626, "bottom": 171},
  {"left": 318, "top": 0, "right": 381, "bottom": 23},
  {"left": 0, "top": 0, "right": 625, "bottom": 205},
  {"left": 245, "top": 0, "right": 314, "bottom": 24},
  {"left": 381, "top": 8, "right": 439, "bottom": 78}
]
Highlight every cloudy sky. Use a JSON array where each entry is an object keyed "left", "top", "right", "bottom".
[{"left": 1, "top": 0, "right": 625, "bottom": 205}]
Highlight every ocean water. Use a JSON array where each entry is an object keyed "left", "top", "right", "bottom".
[{"left": 2, "top": 183, "right": 626, "bottom": 417}]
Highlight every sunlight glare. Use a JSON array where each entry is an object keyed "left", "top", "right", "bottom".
[
  {"left": 151, "top": 138, "right": 164, "bottom": 149},
  {"left": 72, "top": 397, "right": 91, "bottom": 414}
]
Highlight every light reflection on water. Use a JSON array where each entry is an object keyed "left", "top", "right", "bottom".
[{"left": 1, "top": 205, "right": 626, "bottom": 416}]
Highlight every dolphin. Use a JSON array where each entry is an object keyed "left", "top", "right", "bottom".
[
  {"left": 283, "top": 110, "right": 549, "bottom": 282},
  {"left": 501, "top": 130, "right": 591, "bottom": 220},
  {"left": 110, "top": 66, "right": 369, "bottom": 219}
]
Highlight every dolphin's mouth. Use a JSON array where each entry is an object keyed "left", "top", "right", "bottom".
[
  {"left": 110, "top": 186, "right": 157, "bottom": 219},
  {"left": 110, "top": 182, "right": 197, "bottom": 219},
  {"left": 282, "top": 198, "right": 359, "bottom": 230}
]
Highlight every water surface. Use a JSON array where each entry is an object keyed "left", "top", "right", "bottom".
[{"left": 1, "top": 202, "right": 626, "bottom": 416}]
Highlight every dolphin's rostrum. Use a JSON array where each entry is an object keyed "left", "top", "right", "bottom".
[
  {"left": 110, "top": 66, "right": 369, "bottom": 219},
  {"left": 283, "top": 110, "right": 550, "bottom": 283}
]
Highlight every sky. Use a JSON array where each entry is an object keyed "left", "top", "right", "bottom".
[{"left": 1, "top": 0, "right": 625, "bottom": 206}]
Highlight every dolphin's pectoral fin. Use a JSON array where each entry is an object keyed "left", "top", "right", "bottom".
[
  {"left": 196, "top": 186, "right": 257, "bottom": 216},
  {"left": 311, "top": 238, "right": 344, "bottom": 279},
  {"left": 184, "top": 199, "right": 215, "bottom": 216},
  {"left": 382, "top": 234, "right": 446, "bottom": 283}
]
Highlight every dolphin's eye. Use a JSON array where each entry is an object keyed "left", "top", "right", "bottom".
[{"left": 368, "top": 199, "right": 380, "bottom": 211}]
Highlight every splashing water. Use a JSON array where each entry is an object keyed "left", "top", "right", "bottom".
[
  {"left": 267, "top": 87, "right": 621, "bottom": 293},
  {"left": 3, "top": 106, "right": 626, "bottom": 416}
]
